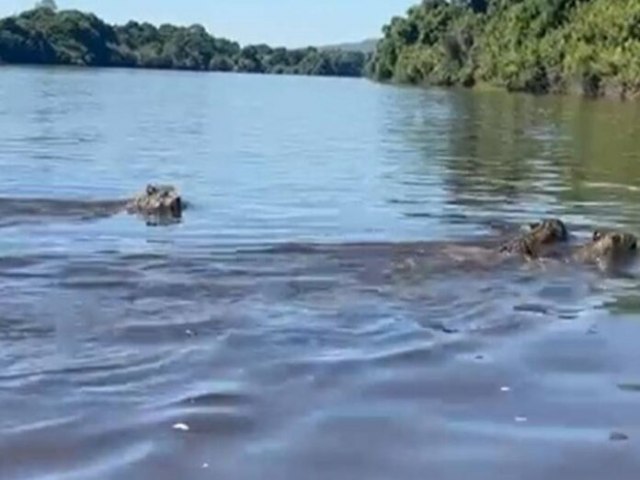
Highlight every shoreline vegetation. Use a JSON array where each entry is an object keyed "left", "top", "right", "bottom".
[
  {"left": 0, "top": 7, "right": 367, "bottom": 77},
  {"left": 2, "top": 2, "right": 640, "bottom": 101},
  {"left": 368, "top": 0, "right": 640, "bottom": 100}
]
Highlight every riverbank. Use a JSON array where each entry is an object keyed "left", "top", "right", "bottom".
[
  {"left": 368, "top": 0, "right": 640, "bottom": 101},
  {"left": 6, "top": 3, "right": 640, "bottom": 101}
]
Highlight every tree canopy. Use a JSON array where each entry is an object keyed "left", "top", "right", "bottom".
[
  {"left": 369, "top": 0, "right": 640, "bottom": 99},
  {"left": 0, "top": 8, "right": 368, "bottom": 77},
  {"left": 35, "top": 0, "right": 57, "bottom": 11}
]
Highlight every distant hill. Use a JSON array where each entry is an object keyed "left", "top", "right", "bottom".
[{"left": 319, "top": 39, "right": 378, "bottom": 54}]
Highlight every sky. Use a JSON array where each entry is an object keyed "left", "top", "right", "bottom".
[{"left": 0, "top": 0, "right": 417, "bottom": 47}]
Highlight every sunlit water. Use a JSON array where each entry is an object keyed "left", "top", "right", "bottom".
[{"left": 2, "top": 66, "right": 640, "bottom": 480}]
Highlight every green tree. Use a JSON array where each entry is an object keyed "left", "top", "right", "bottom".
[
  {"left": 0, "top": 7, "right": 367, "bottom": 77},
  {"left": 35, "top": 0, "right": 57, "bottom": 11},
  {"left": 369, "top": 0, "right": 640, "bottom": 99}
]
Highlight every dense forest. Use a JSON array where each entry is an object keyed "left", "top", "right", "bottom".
[
  {"left": 369, "top": 0, "right": 640, "bottom": 99},
  {"left": 4, "top": 1, "right": 639, "bottom": 99},
  {"left": 0, "top": 6, "right": 367, "bottom": 77}
]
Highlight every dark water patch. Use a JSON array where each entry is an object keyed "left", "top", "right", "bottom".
[
  {"left": 514, "top": 303, "right": 552, "bottom": 315},
  {"left": 175, "top": 390, "right": 256, "bottom": 411},
  {"left": 0, "top": 360, "right": 145, "bottom": 386},
  {"left": 0, "top": 417, "right": 155, "bottom": 480},
  {"left": 618, "top": 383, "right": 640, "bottom": 393},
  {"left": 610, "top": 431, "right": 630, "bottom": 442},
  {"left": 0, "top": 254, "right": 53, "bottom": 270},
  {"left": 524, "top": 342, "right": 615, "bottom": 375},
  {"left": 59, "top": 279, "right": 139, "bottom": 290},
  {"left": 0, "top": 317, "right": 56, "bottom": 342}
]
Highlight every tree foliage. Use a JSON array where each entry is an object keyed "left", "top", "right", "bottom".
[
  {"left": 370, "top": 0, "right": 640, "bottom": 99},
  {"left": 0, "top": 8, "right": 368, "bottom": 77},
  {"left": 35, "top": 0, "right": 57, "bottom": 11}
]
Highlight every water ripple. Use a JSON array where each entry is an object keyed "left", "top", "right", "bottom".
[{"left": 2, "top": 68, "right": 640, "bottom": 479}]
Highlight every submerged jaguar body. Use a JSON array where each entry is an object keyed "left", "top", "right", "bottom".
[
  {"left": 499, "top": 218, "right": 570, "bottom": 258},
  {"left": 408, "top": 218, "right": 572, "bottom": 271},
  {"left": 503, "top": 220, "right": 638, "bottom": 271},
  {"left": 414, "top": 218, "right": 637, "bottom": 274},
  {"left": 571, "top": 229, "right": 638, "bottom": 270}
]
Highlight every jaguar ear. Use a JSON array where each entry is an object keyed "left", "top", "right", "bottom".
[
  {"left": 556, "top": 221, "right": 568, "bottom": 239},
  {"left": 529, "top": 222, "right": 540, "bottom": 230},
  {"left": 146, "top": 184, "right": 157, "bottom": 195},
  {"left": 593, "top": 230, "right": 604, "bottom": 241}
]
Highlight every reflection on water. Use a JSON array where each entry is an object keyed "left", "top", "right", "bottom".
[
  {"left": 2, "top": 67, "right": 640, "bottom": 480},
  {"left": 386, "top": 87, "right": 640, "bottom": 232}
]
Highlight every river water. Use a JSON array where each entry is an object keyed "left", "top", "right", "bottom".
[{"left": 2, "top": 66, "right": 640, "bottom": 479}]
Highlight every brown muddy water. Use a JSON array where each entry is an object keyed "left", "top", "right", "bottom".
[{"left": 2, "top": 67, "right": 640, "bottom": 480}]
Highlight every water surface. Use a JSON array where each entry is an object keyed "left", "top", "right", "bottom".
[{"left": 2, "top": 67, "right": 640, "bottom": 480}]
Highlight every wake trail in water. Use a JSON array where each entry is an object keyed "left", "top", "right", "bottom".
[{"left": 0, "top": 197, "right": 128, "bottom": 227}]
